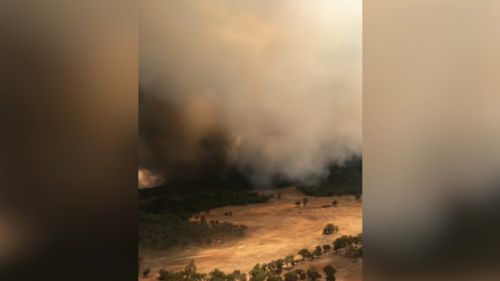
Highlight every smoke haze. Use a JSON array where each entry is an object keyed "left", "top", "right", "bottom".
[{"left": 139, "top": 0, "right": 361, "bottom": 187}]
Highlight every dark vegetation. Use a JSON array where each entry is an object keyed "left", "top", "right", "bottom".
[
  {"left": 140, "top": 185, "right": 269, "bottom": 216},
  {"left": 322, "top": 265, "right": 336, "bottom": 281},
  {"left": 306, "top": 267, "right": 321, "bottom": 281},
  {"left": 156, "top": 260, "right": 336, "bottom": 281},
  {"left": 139, "top": 183, "right": 269, "bottom": 249},
  {"left": 297, "top": 157, "right": 361, "bottom": 196},
  {"left": 139, "top": 211, "right": 247, "bottom": 248},
  {"left": 322, "top": 223, "right": 339, "bottom": 235},
  {"left": 151, "top": 232, "right": 363, "bottom": 281},
  {"left": 333, "top": 234, "right": 363, "bottom": 258},
  {"left": 139, "top": 156, "right": 362, "bottom": 249}
]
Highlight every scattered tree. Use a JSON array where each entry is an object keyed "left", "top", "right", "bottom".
[
  {"left": 142, "top": 268, "right": 150, "bottom": 278},
  {"left": 322, "top": 244, "right": 332, "bottom": 253},
  {"left": 284, "top": 271, "right": 298, "bottom": 281},
  {"left": 323, "top": 265, "right": 337, "bottom": 281},
  {"left": 250, "top": 264, "right": 267, "bottom": 281},
  {"left": 266, "top": 275, "right": 283, "bottom": 281},
  {"left": 298, "top": 249, "right": 314, "bottom": 261},
  {"left": 332, "top": 200, "right": 338, "bottom": 207},
  {"left": 184, "top": 260, "right": 206, "bottom": 280},
  {"left": 333, "top": 234, "right": 362, "bottom": 252},
  {"left": 306, "top": 267, "right": 321, "bottom": 281},
  {"left": 313, "top": 246, "right": 322, "bottom": 257},
  {"left": 354, "top": 194, "right": 362, "bottom": 201},
  {"left": 268, "top": 260, "right": 283, "bottom": 275},
  {"left": 208, "top": 269, "right": 227, "bottom": 281},
  {"left": 284, "top": 255, "right": 295, "bottom": 268},
  {"left": 295, "top": 201, "right": 301, "bottom": 207},
  {"left": 228, "top": 270, "right": 247, "bottom": 281},
  {"left": 294, "top": 269, "right": 306, "bottom": 280},
  {"left": 185, "top": 260, "right": 197, "bottom": 275},
  {"left": 158, "top": 269, "right": 182, "bottom": 281},
  {"left": 322, "top": 223, "right": 339, "bottom": 235},
  {"left": 275, "top": 259, "right": 284, "bottom": 273}
]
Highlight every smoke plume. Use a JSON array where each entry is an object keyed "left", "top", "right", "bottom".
[{"left": 139, "top": 0, "right": 361, "bottom": 187}]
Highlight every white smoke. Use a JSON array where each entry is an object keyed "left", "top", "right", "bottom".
[{"left": 140, "top": 0, "right": 361, "bottom": 185}]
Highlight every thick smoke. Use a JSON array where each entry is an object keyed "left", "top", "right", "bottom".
[{"left": 139, "top": 0, "right": 361, "bottom": 187}]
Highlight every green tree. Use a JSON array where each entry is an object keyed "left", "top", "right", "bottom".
[
  {"left": 333, "top": 235, "right": 361, "bottom": 252},
  {"left": 228, "top": 270, "right": 247, "bottom": 281},
  {"left": 268, "top": 261, "right": 278, "bottom": 275},
  {"left": 276, "top": 259, "right": 284, "bottom": 273},
  {"left": 322, "top": 244, "right": 332, "bottom": 253},
  {"left": 185, "top": 260, "right": 197, "bottom": 275},
  {"left": 284, "top": 255, "right": 295, "bottom": 268},
  {"left": 294, "top": 269, "right": 306, "bottom": 280},
  {"left": 284, "top": 271, "right": 298, "bottom": 281},
  {"left": 182, "top": 260, "right": 206, "bottom": 281},
  {"left": 266, "top": 274, "right": 283, "bottom": 281},
  {"left": 322, "top": 223, "right": 338, "bottom": 235},
  {"left": 208, "top": 269, "right": 227, "bottom": 281},
  {"left": 306, "top": 267, "right": 321, "bottom": 281},
  {"left": 323, "top": 265, "right": 337, "bottom": 281},
  {"left": 250, "top": 264, "right": 267, "bottom": 281},
  {"left": 298, "top": 249, "right": 314, "bottom": 261},
  {"left": 159, "top": 269, "right": 183, "bottom": 281},
  {"left": 313, "top": 246, "right": 322, "bottom": 257}
]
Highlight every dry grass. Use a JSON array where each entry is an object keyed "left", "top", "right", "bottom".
[{"left": 140, "top": 187, "right": 362, "bottom": 280}]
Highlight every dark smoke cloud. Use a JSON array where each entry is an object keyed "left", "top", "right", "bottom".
[{"left": 139, "top": 0, "right": 361, "bottom": 187}]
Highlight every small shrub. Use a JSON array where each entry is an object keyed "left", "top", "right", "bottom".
[{"left": 322, "top": 223, "right": 339, "bottom": 235}]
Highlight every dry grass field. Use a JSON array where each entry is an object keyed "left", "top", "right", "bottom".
[{"left": 140, "top": 187, "right": 362, "bottom": 280}]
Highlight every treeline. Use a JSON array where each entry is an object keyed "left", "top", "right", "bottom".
[
  {"left": 297, "top": 233, "right": 362, "bottom": 261},
  {"left": 297, "top": 157, "right": 361, "bottom": 196},
  {"left": 142, "top": 189, "right": 270, "bottom": 217},
  {"left": 139, "top": 212, "right": 247, "bottom": 248},
  {"left": 146, "top": 233, "right": 363, "bottom": 281},
  {"left": 150, "top": 260, "right": 336, "bottom": 281},
  {"left": 139, "top": 184, "right": 269, "bottom": 249}
]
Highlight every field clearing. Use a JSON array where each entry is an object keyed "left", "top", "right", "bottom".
[{"left": 140, "top": 187, "right": 362, "bottom": 280}]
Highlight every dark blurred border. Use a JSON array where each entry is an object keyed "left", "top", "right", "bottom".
[
  {"left": 0, "top": 1, "right": 137, "bottom": 280},
  {"left": 365, "top": 0, "right": 500, "bottom": 280}
]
